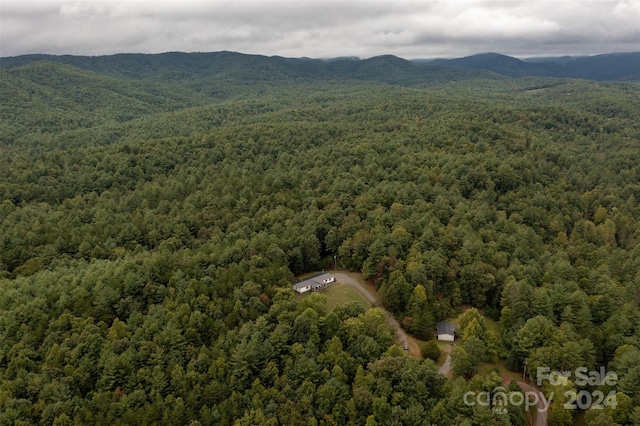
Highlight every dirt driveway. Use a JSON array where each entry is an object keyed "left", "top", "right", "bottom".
[
  {"left": 333, "top": 272, "right": 377, "bottom": 304},
  {"left": 329, "top": 272, "right": 547, "bottom": 424},
  {"left": 438, "top": 344, "right": 453, "bottom": 377},
  {"left": 332, "top": 272, "right": 415, "bottom": 355},
  {"left": 517, "top": 381, "right": 548, "bottom": 426}
]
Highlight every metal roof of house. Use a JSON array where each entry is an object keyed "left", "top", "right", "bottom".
[
  {"left": 292, "top": 273, "right": 334, "bottom": 290},
  {"left": 437, "top": 321, "right": 457, "bottom": 336},
  {"left": 293, "top": 282, "right": 311, "bottom": 291}
]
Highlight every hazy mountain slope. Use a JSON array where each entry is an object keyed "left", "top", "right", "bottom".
[
  {"left": 427, "top": 53, "right": 562, "bottom": 77},
  {"left": 560, "top": 52, "right": 640, "bottom": 80},
  {"left": 427, "top": 51, "right": 640, "bottom": 80},
  {"left": 0, "top": 61, "right": 212, "bottom": 142},
  {"left": 0, "top": 51, "right": 500, "bottom": 88},
  {"left": 3, "top": 51, "right": 639, "bottom": 82},
  {"left": 0, "top": 52, "right": 508, "bottom": 137}
]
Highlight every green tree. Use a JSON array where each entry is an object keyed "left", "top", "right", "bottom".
[
  {"left": 380, "top": 270, "right": 411, "bottom": 314},
  {"left": 420, "top": 340, "right": 441, "bottom": 362}
]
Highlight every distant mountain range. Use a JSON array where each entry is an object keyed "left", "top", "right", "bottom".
[
  {"left": 422, "top": 52, "right": 640, "bottom": 80},
  {"left": 1, "top": 51, "right": 639, "bottom": 82}
]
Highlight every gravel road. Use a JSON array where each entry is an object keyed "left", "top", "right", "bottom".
[
  {"left": 517, "top": 381, "right": 548, "bottom": 426},
  {"left": 329, "top": 273, "right": 547, "bottom": 426},
  {"left": 332, "top": 272, "right": 410, "bottom": 351},
  {"left": 438, "top": 352, "right": 452, "bottom": 376}
]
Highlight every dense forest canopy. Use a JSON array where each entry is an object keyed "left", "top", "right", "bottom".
[{"left": 1, "top": 52, "right": 639, "bottom": 425}]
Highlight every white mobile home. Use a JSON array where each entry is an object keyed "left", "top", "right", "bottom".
[
  {"left": 292, "top": 273, "right": 336, "bottom": 294},
  {"left": 293, "top": 282, "right": 312, "bottom": 293}
]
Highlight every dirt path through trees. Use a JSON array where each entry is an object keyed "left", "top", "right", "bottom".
[
  {"left": 332, "top": 272, "right": 413, "bottom": 355},
  {"left": 516, "top": 381, "right": 548, "bottom": 426},
  {"left": 332, "top": 271, "right": 547, "bottom": 424}
]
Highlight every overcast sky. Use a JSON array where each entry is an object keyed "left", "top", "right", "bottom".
[{"left": 1, "top": 0, "right": 639, "bottom": 59}]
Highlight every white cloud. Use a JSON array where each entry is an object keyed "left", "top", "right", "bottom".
[
  {"left": 448, "top": 7, "right": 559, "bottom": 38},
  {"left": 1, "top": 0, "right": 638, "bottom": 58}
]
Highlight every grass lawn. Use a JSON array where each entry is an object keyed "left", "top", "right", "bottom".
[
  {"left": 478, "top": 359, "right": 526, "bottom": 384},
  {"left": 483, "top": 315, "right": 500, "bottom": 335},
  {"left": 296, "top": 271, "right": 380, "bottom": 312},
  {"left": 322, "top": 282, "right": 372, "bottom": 311},
  {"left": 333, "top": 270, "right": 381, "bottom": 304},
  {"left": 436, "top": 339, "right": 452, "bottom": 351}
]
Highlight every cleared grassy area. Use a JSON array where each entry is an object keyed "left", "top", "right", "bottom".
[
  {"left": 332, "top": 270, "right": 381, "bottom": 304},
  {"left": 483, "top": 315, "right": 500, "bottom": 335},
  {"left": 478, "top": 359, "right": 524, "bottom": 383},
  {"left": 323, "top": 282, "right": 372, "bottom": 311},
  {"left": 405, "top": 336, "right": 426, "bottom": 361},
  {"left": 295, "top": 271, "right": 379, "bottom": 312}
]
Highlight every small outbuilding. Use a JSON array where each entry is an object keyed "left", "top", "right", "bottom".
[{"left": 437, "top": 321, "right": 457, "bottom": 342}]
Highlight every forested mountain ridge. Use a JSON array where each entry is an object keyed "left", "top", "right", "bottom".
[
  {"left": 1, "top": 54, "right": 640, "bottom": 425},
  {"left": 3, "top": 50, "right": 639, "bottom": 81},
  {"left": 0, "top": 61, "right": 214, "bottom": 143},
  {"left": 426, "top": 51, "right": 640, "bottom": 80},
  {"left": 0, "top": 51, "right": 499, "bottom": 86}
]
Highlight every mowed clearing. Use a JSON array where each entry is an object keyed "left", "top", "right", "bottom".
[
  {"left": 297, "top": 272, "right": 375, "bottom": 311},
  {"left": 324, "top": 282, "right": 372, "bottom": 311},
  {"left": 297, "top": 272, "right": 426, "bottom": 358}
]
